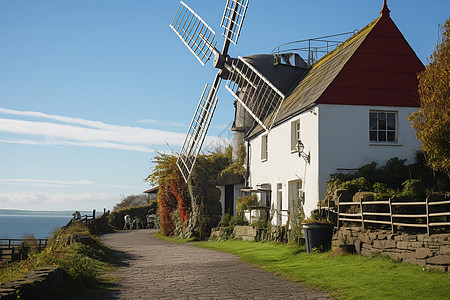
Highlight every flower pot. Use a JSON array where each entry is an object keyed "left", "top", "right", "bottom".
[{"left": 302, "top": 223, "right": 334, "bottom": 253}]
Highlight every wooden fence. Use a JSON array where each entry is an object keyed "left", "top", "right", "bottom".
[
  {"left": 0, "top": 238, "right": 48, "bottom": 263},
  {"left": 68, "top": 209, "right": 97, "bottom": 227},
  {"left": 337, "top": 195, "right": 450, "bottom": 235}
]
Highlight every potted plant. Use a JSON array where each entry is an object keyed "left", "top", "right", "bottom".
[{"left": 301, "top": 215, "right": 334, "bottom": 253}]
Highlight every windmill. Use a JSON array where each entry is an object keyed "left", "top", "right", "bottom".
[{"left": 170, "top": 0, "right": 285, "bottom": 182}]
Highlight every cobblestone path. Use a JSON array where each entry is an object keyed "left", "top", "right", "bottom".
[{"left": 101, "top": 229, "right": 329, "bottom": 299}]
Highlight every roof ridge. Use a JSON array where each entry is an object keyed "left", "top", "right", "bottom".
[{"left": 310, "top": 17, "right": 380, "bottom": 70}]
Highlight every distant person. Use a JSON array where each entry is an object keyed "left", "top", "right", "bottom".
[
  {"left": 123, "top": 214, "right": 131, "bottom": 230},
  {"left": 133, "top": 216, "right": 143, "bottom": 229},
  {"left": 73, "top": 211, "right": 81, "bottom": 220}
]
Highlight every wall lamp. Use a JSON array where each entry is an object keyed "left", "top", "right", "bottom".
[{"left": 296, "top": 140, "right": 310, "bottom": 163}]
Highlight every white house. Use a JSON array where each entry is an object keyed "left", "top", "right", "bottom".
[{"left": 218, "top": 2, "right": 424, "bottom": 224}]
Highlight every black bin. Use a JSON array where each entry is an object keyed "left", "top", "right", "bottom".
[{"left": 302, "top": 223, "right": 334, "bottom": 253}]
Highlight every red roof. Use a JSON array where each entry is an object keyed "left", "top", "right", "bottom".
[{"left": 316, "top": 7, "right": 424, "bottom": 107}]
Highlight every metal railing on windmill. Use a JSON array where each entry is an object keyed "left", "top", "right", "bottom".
[{"left": 170, "top": 0, "right": 286, "bottom": 183}]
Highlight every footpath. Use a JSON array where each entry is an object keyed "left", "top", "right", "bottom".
[{"left": 100, "top": 229, "right": 329, "bottom": 299}]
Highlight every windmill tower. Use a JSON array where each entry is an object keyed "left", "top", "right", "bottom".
[{"left": 170, "top": 0, "right": 287, "bottom": 183}]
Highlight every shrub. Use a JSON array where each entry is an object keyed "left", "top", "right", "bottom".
[
  {"left": 373, "top": 182, "right": 389, "bottom": 193},
  {"left": 236, "top": 195, "right": 259, "bottom": 214},
  {"left": 252, "top": 216, "right": 268, "bottom": 229},
  {"left": 401, "top": 179, "right": 427, "bottom": 200},
  {"left": 219, "top": 213, "right": 231, "bottom": 227},
  {"left": 108, "top": 202, "right": 157, "bottom": 230},
  {"left": 340, "top": 177, "right": 370, "bottom": 195},
  {"left": 229, "top": 214, "right": 249, "bottom": 227}
]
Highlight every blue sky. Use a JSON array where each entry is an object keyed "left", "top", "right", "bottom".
[{"left": 0, "top": 0, "right": 448, "bottom": 211}]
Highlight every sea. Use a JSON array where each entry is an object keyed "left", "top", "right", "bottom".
[{"left": 0, "top": 212, "right": 78, "bottom": 240}]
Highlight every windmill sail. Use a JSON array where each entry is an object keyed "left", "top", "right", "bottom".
[
  {"left": 221, "top": 0, "right": 249, "bottom": 45},
  {"left": 170, "top": 1, "right": 217, "bottom": 65},
  {"left": 225, "top": 56, "right": 285, "bottom": 131},
  {"left": 177, "top": 79, "right": 221, "bottom": 182},
  {"left": 170, "top": 0, "right": 251, "bottom": 182}
]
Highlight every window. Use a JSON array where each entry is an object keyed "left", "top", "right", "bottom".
[
  {"left": 277, "top": 183, "right": 283, "bottom": 225},
  {"left": 261, "top": 134, "right": 268, "bottom": 161},
  {"left": 288, "top": 179, "right": 303, "bottom": 218},
  {"left": 370, "top": 111, "right": 397, "bottom": 142},
  {"left": 290, "top": 120, "right": 300, "bottom": 151},
  {"left": 258, "top": 184, "right": 271, "bottom": 208}
]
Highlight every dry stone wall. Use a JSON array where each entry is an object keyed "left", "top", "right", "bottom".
[
  {"left": 333, "top": 227, "right": 450, "bottom": 272},
  {"left": 0, "top": 266, "right": 68, "bottom": 299}
]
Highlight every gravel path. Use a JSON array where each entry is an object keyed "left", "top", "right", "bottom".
[{"left": 100, "top": 229, "right": 329, "bottom": 299}]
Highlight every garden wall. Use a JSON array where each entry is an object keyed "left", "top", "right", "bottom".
[
  {"left": 333, "top": 227, "right": 450, "bottom": 272},
  {"left": 0, "top": 266, "right": 69, "bottom": 299},
  {"left": 230, "top": 225, "right": 291, "bottom": 243}
]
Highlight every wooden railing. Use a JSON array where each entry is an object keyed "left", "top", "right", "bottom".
[
  {"left": 68, "top": 209, "right": 97, "bottom": 226},
  {"left": 0, "top": 238, "right": 48, "bottom": 263},
  {"left": 337, "top": 195, "right": 450, "bottom": 235}
]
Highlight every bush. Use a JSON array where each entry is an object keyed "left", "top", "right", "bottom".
[
  {"left": 88, "top": 212, "right": 115, "bottom": 235},
  {"left": 219, "top": 213, "right": 231, "bottom": 227},
  {"left": 400, "top": 179, "right": 427, "bottom": 200},
  {"left": 108, "top": 202, "right": 157, "bottom": 230},
  {"left": 229, "top": 214, "right": 249, "bottom": 227},
  {"left": 252, "top": 216, "right": 268, "bottom": 229},
  {"left": 373, "top": 182, "right": 389, "bottom": 193},
  {"left": 336, "top": 177, "right": 371, "bottom": 195},
  {"left": 236, "top": 195, "right": 259, "bottom": 214}
]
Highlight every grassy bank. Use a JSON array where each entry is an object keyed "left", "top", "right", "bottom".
[
  {"left": 195, "top": 240, "right": 450, "bottom": 299},
  {"left": 0, "top": 223, "right": 115, "bottom": 299}
]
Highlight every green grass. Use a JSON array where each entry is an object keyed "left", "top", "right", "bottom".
[
  {"left": 0, "top": 224, "right": 116, "bottom": 299},
  {"left": 195, "top": 240, "right": 450, "bottom": 300}
]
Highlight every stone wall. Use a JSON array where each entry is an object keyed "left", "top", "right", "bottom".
[
  {"left": 234, "top": 226, "right": 258, "bottom": 241},
  {"left": 0, "top": 266, "right": 69, "bottom": 299},
  {"left": 333, "top": 227, "right": 450, "bottom": 272},
  {"left": 232, "top": 226, "right": 292, "bottom": 243}
]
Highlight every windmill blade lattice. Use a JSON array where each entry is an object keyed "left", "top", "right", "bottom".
[
  {"left": 170, "top": 0, "right": 251, "bottom": 182},
  {"left": 221, "top": 0, "right": 249, "bottom": 45},
  {"left": 225, "top": 56, "right": 285, "bottom": 131},
  {"left": 176, "top": 80, "right": 220, "bottom": 182},
  {"left": 170, "top": 1, "right": 217, "bottom": 65}
]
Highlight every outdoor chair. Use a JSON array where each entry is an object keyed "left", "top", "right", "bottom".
[
  {"left": 132, "top": 217, "right": 143, "bottom": 229},
  {"left": 146, "top": 214, "right": 158, "bottom": 229},
  {"left": 123, "top": 214, "right": 132, "bottom": 230}
]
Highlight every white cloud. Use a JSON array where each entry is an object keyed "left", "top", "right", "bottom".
[
  {"left": 0, "top": 179, "right": 94, "bottom": 188},
  {"left": 0, "top": 178, "right": 134, "bottom": 190},
  {"left": 0, "top": 191, "right": 119, "bottom": 211},
  {"left": 0, "top": 107, "right": 229, "bottom": 152},
  {"left": 137, "top": 119, "right": 186, "bottom": 127}
]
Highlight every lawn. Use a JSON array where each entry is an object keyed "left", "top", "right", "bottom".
[{"left": 195, "top": 240, "right": 450, "bottom": 300}]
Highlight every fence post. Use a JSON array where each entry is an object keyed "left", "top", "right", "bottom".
[
  {"left": 360, "top": 199, "right": 365, "bottom": 230},
  {"left": 337, "top": 198, "right": 340, "bottom": 229},
  {"left": 93, "top": 209, "right": 96, "bottom": 219},
  {"left": 389, "top": 197, "right": 394, "bottom": 234},
  {"left": 426, "top": 196, "right": 430, "bottom": 235}
]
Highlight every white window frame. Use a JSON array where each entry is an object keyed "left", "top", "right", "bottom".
[
  {"left": 290, "top": 119, "right": 300, "bottom": 152},
  {"left": 288, "top": 179, "right": 302, "bottom": 215},
  {"left": 261, "top": 134, "right": 268, "bottom": 161},
  {"left": 369, "top": 110, "right": 398, "bottom": 143},
  {"left": 277, "top": 183, "right": 283, "bottom": 225}
]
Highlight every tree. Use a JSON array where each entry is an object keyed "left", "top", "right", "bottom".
[
  {"left": 409, "top": 19, "right": 450, "bottom": 177},
  {"left": 113, "top": 194, "right": 151, "bottom": 210}
]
